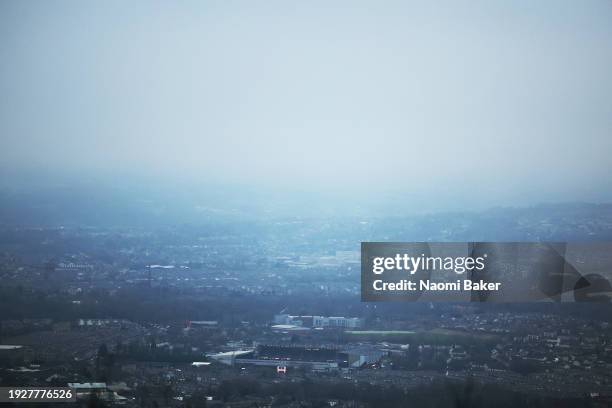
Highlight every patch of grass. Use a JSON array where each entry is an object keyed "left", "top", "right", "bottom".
[{"left": 344, "top": 329, "right": 500, "bottom": 346}]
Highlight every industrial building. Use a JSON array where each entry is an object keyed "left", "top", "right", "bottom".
[{"left": 273, "top": 314, "right": 364, "bottom": 329}]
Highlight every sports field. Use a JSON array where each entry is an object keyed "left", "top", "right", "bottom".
[{"left": 344, "top": 328, "right": 499, "bottom": 345}]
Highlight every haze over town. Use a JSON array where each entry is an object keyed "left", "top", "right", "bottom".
[{"left": 2, "top": 0, "right": 612, "bottom": 212}]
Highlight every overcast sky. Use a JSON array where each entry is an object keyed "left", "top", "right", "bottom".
[{"left": 1, "top": 0, "right": 611, "bottom": 210}]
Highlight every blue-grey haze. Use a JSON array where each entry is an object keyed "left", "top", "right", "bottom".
[{"left": 1, "top": 0, "right": 611, "bottom": 213}]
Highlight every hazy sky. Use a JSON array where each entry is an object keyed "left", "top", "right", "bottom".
[{"left": 1, "top": 1, "right": 611, "bottom": 209}]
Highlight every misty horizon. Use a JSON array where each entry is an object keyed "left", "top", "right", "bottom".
[{"left": 2, "top": 0, "right": 612, "bottom": 213}]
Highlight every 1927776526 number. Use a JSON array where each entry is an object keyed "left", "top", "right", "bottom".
[{"left": 0, "top": 387, "right": 76, "bottom": 402}]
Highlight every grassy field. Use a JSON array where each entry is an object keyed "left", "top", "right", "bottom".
[
  {"left": 345, "top": 330, "right": 416, "bottom": 335},
  {"left": 344, "top": 328, "right": 500, "bottom": 346}
]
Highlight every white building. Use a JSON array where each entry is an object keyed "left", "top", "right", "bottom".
[{"left": 273, "top": 314, "right": 364, "bottom": 329}]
